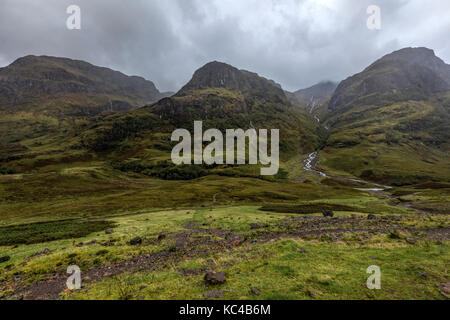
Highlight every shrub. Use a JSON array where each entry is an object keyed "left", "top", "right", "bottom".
[{"left": 0, "top": 220, "right": 116, "bottom": 245}]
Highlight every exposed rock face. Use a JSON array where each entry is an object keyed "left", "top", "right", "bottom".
[
  {"left": 0, "top": 55, "right": 165, "bottom": 112},
  {"left": 177, "top": 61, "right": 288, "bottom": 104},
  {"left": 329, "top": 47, "right": 450, "bottom": 111}
]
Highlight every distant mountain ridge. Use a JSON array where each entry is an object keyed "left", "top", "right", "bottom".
[
  {"left": 291, "top": 81, "right": 338, "bottom": 111},
  {"left": 0, "top": 55, "right": 170, "bottom": 157},
  {"left": 149, "top": 61, "right": 297, "bottom": 129}
]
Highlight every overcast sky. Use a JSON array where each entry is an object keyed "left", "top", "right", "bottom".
[{"left": 0, "top": 0, "right": 449, "bottom": 92}]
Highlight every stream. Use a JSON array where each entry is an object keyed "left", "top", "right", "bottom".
[
  {"left": 303, "top": 113, "right": 391, "bottom": 191},
  {"left": 300, "top": 111, "right": 429, "bottom": 215},
  {"left": 303, "top": 150, "right": 391, "bottom": 190}
]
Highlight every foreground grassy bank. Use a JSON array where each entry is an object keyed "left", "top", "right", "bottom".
[{"left": 0, "top": 203, "right": 448, "bottom": 300}]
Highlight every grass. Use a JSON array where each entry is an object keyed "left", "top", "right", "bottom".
[
  {"left": 1, "top": 201, "right": 448, "bottom": 300},
  {"left": 322, "top": 101, "right": 450, "bottom": 185},
  {"left": 0, "top": 161, "right": 367, "bottom": 225},
  {"left": 259, "top": 203, "right": 358, "bottom": 214},
  {"left": 66, "top": 238, "right": 449, "bottom": 300},
  {"left": 0, "top": 153, "right": 447, "bottom": 300}
]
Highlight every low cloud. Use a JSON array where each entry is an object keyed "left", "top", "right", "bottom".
[{"left": 0, "top": 0, "right": 449, "bottom": 92}]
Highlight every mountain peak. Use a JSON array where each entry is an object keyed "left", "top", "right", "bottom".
[
  {"left": 383, "top": 47, "right": 436, "bottom": 59},
  {"left": 329, "top": 47, "right": 450, "bottom": 110},
  {"left": 178, "top": 61, "right": 240, "bottom": 92},
  {"left": 365, "top": 47, "right": 446, "bottom": 73},
  {"left": 177, "top": 61, "right": 287, "bottom": 103}
]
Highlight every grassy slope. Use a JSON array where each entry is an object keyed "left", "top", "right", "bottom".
[
  {"left": 321, "top": 99, "right": 450, "bottom": 185},
  {"left": 0, "top": 161, "right": 359, "bottom": 225}
]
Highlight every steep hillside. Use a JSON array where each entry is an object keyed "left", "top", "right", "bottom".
[{"left": 320, "top": 48, "right": 450, "bottom": 185}]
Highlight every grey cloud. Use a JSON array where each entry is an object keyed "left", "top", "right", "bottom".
[{"left": 0, "top": 0, "right": 449, "bottom": 92}]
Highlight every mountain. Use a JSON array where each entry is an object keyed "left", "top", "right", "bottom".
[
  {"left": 0, "top": 55, "right": 169, "bottom": 169},
  {"left": 291, "top": 81, "right": 338, "bottom": 111},
  {"left": 2, "top": 50, "right": 449, "bottom": 185},
  {"left": 152, "top": 61, "right": 290, "bottom": 120},
  {"left": 149, "top": 61, "right": 320, "bottom": 153},
  {"left": 0, "top": 55, "right": 168, "bottom": 115},
  {"left": 79, "top": 61, "right": 323, "bottom": 179},
  {"left": 329, "top": 47, "right": 450, "bottom": 111},
  {"left": 177, "top": 61, "right": 288, "bottom": 104},
  {"left": 320, "top": 47, "right": 450, "bottom": 185}
]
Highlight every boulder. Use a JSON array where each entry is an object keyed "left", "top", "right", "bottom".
[
  {"left": 130, "top": 237, "right": 143, "bottom": 245},
  {"left": 322, "top": 210, "right": 334, "bottom": 217},
  {"left": 250, "top": 287, "right": 260, "bottom": 296},
  {"left": 204, "top": 271, "right": 226, "bottom": 285},
  {"left": 0, "top": 256, "right": 10, "bottom": 263},
  {"left": 157, "top": 233, "right": 166, "bottom": 241}
]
